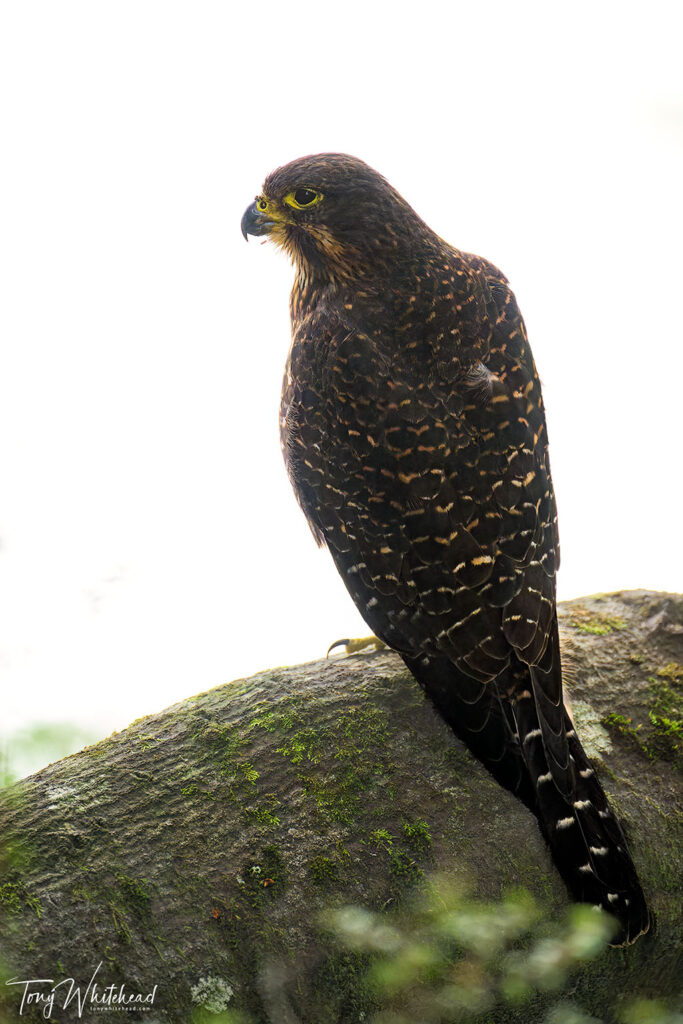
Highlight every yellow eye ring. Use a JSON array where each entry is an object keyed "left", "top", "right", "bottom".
[{"left": 283, "top": 188, "right": 323, "bottom": 210}]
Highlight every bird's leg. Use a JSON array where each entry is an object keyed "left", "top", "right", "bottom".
[{"left": 326, "top": 636, "right": 387, "bottom": 658}]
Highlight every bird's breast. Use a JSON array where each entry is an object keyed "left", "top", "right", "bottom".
[{"left": 279, "top": 321, "right": 483, "bottom": 533}]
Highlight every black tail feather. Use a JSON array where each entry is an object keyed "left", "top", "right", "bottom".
[
  {"left": 403, "top": 652, "right": 537, "bottom": 814},
  {"left": 403, "top": 651, "right": 650, "bottom": 945}
]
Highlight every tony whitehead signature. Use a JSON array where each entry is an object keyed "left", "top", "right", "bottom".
[{"left": 6, "top": 962, "right": 158, "bottom": 1017}]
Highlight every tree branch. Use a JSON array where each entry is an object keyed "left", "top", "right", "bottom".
[{"left": 1, "top": 591, "right": 681, "bottom": 1023}]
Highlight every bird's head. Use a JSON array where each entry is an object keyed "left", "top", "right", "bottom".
[{"left": 241, "top": 153, "right": 432, "bottom": 284}]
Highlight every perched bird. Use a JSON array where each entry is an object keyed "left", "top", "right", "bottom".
[{"left": 241, "top": 153, "right": 649, "bottom": 944}]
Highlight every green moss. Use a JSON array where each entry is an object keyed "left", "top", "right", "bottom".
[
  {"left": 247, "top": 701, "right": 306, "bottom": 735},
  {"left": 250, "top": 697, "right": 393, "bottom": 825},
  {"left": 197, "top": 721, "right": 250, "bottom": 778},
  {"left": 310, "top": 855, "right": 340, "bottom": 886},
  {"left": 368, "top": 825, "right": 426, "bottom": 884},
  {"left": 369, "top": 828, "right": 395, "bottom": 849},
  {"left": 568, "top": 609, "right": 627, "bottom": 635},
  {"left": 116, "top": 873, "right": 151, "bottom": 916},
  {"left": 243, "top": 795, "right": 281, "bottom": 829},
  {"left": 646, "top": 674, "right": 682, "bottom": 768},
  {"left": 71, "top": 884, "right": 93, "bottom": 903},
  {"left": 277, "top": 726, "right": 325, "bottom": 765},
  {"left": 0, "top": 882, "right": 22, "bottom": 914},
  {"left": 180, "top": 782, "right": 216, "bottom": 800},
  {"left": 602, "top": 671, "right": 682, "bottom": 769},
  {"left": 218, "top": 738, "right": 251, "bottom": 779},
  {"left": 137, "top": 734, "right": 158, "bottom": 751},
  {"left": 299, "top": 773, "right": 356, "bottom": 823},
  {"left": 403, "top": 819, "right": 433, "bottom": 855},
  {"left": 199, "top": 692, "right": 407, "bottom": 831},
  {"left": 389, "top": 850, "right": 422, "bottom": 881},
  {"left": 601, "top": 713, "right": 645, "bottom": 755},
  {"left": 656, "top": 662, "right": 683, "bottom": 683},
  {"left": 239, "top": 761, "right": 259, "bottom": 783},
  {"left": 648, "top": 711, "right": 681, "bottom": 744},
  {"left": 110, "top": 903, "right": 132, "bottom": 943},
  {"left": 0, "top": 881, "right": 42, "bottom": 918},
  {"left": 336, "top": 841, "right": 352, "bottom": 865},
  {"left": 196, "top": 724, "right": 276, "bottom": 822}
]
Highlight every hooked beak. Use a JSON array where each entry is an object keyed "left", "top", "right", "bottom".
[{"left": 241, "top": 201, "right": 275, "bottom": 241}]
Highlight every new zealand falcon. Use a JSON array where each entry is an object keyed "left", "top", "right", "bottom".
[{"left": 241, "top": 153, "right": 649, "bottom": 944}]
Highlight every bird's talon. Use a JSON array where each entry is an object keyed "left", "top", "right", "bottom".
[{"left": 326, "top": 635, "right": 387, "bottom": 658}]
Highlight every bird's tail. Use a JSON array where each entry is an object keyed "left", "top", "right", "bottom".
[{"left": 402, "top": 652, "right": 650, "bottom": 945}]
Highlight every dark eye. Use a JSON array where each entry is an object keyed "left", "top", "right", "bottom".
[
  {"left": 294, "top": 188, "right": 317, "bottom": 206},
  {"left": 284, "top": 188, "right": 323, "bottom": 211}
]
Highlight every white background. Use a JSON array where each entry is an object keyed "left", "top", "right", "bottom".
[{"left": 1, "top": 2, "right": 681, "bottom": 773}]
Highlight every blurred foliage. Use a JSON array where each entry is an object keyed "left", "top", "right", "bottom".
[
  {"left": 190, "top": 876, "right": 679, "bottom": 1024},
  {"left": 620, "top": 1002, "right": 683, "bottom": 1024},
  {"left": 0, "top": 721, "right": 97, "bottom": 786},
  {"left": 325, "top": 876, "right": 618, "bottom": 1023},
  {"left": 187, "top": 877, "right": 681, "bottom": 1024},
  {"left": 192, "top": 1013, "right": 252, "bottom": 1024}
]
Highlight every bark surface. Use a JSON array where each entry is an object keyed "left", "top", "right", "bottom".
[{"left": 0, "top": 591, "right": 681, "bottom": 1024}]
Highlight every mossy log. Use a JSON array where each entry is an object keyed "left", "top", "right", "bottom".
[{"left": 0, "top": 591, "right": 681, "bottom": 1024}]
